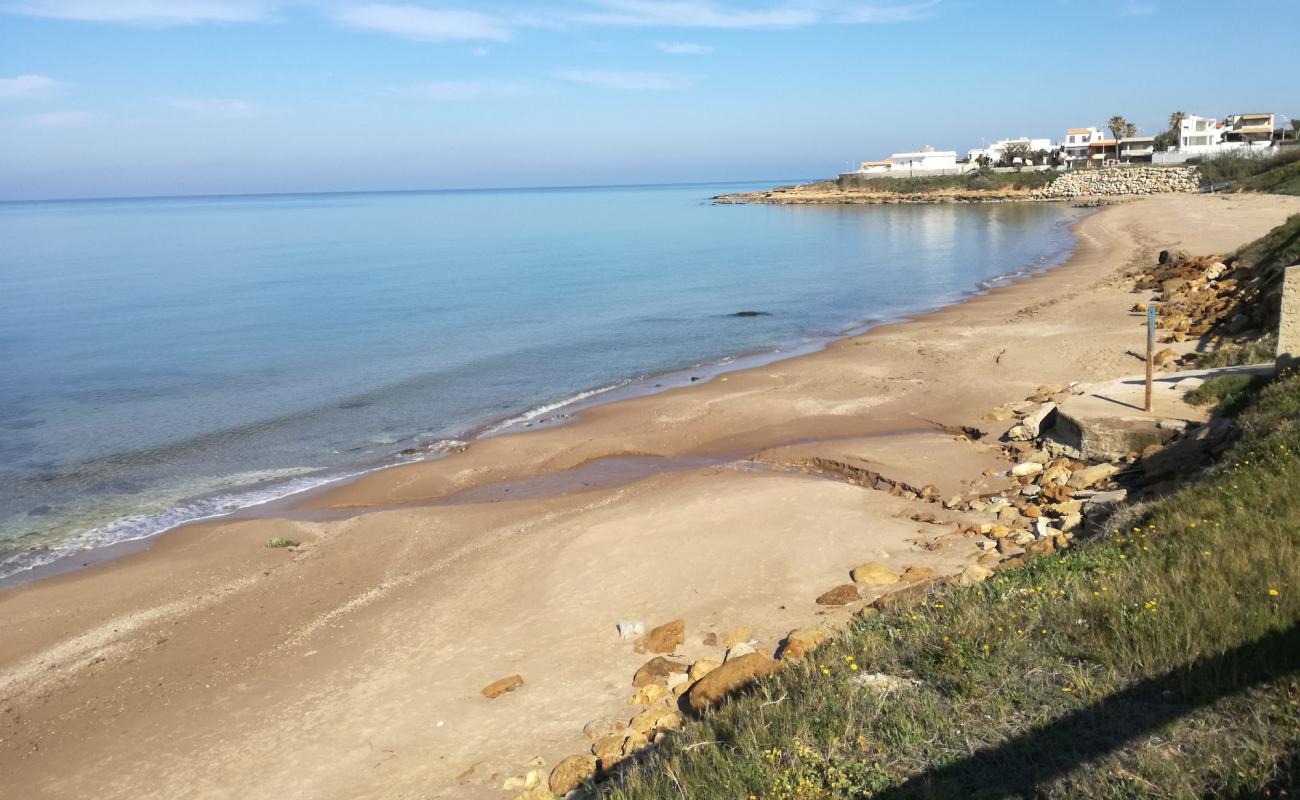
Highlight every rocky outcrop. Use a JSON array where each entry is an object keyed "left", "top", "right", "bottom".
[{"left": 1032, "top": 166, "right": 1199, "bottom": 199}]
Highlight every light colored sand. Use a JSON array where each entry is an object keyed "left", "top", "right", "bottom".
[{"left": 1, "top": 193, "right": 1297, "bottom": 800}]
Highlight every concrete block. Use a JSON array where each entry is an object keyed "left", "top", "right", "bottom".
[{"left": 1278, "top": 265, "right": 1300, "bottom": 371}]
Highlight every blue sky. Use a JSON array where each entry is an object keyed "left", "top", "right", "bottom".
[{"left": 2, "top": 0, "right": 1298, "bottom": 199}]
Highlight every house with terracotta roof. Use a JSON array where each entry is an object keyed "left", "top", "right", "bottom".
[{"left": 1061, "top": 127, "right": 1106, "bottom": 167}]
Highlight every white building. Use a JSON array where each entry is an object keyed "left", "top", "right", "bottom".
[
  {"left": 857, "top": 158, "right": 891, "bottom": 174},
  {"left": 1179, "top": 115, "right": 1225, "bottom": 149},
  {"left": 1119, "top": 136, "right": 1156, "bottom": 162},
  {"left": 1226, "top": 113, "right": 1275, "bottom": 142},
  {"left": 887, "top": 146, "right": 958, "bottom": 173},
  {"left": 1151, "top": 113, "right": 1277, "bottom": 164},
  {"left": 1061, "top": 127, "right": 1106, "bottom": 167},
  {"left": 968, "top": 137, "right": 1054, "bottom": 165}
]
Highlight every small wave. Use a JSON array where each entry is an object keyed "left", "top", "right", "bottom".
[
  {"left": 476, "top": 379, "right": 635, "bottom": 437},
  {"left": 0, "top": 439, "right": 456, "bottom": 582}
]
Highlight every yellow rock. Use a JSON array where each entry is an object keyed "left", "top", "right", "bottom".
[
  {"left": 850, "top": 562, "right": 900, "bottom": 585},
  {"left": 621, "top": 731, "right": 650, "bottom": 757},
  {"left": 629, "top": 683, "right": 669, "bottom": 705},
  {"left": 721, "top": 626, "right": 752, "bottom": 647},
  {"left": 780, "top": 627, "right": 830, "bottom": 661},
  {"left": 629, "top": 705, "right": 683, "bottom": 736},
  {"left": 549, "top": 755, "right": 596, "bottom": 796},
  {"left": 592, "top": 734, "right": 627, "bottom": 760},
  {"left": 688, "top": 659, "right": 721, "bottom": 682},
  {"left": 481, "top": 674, "right": 524, "bottom": 699}
]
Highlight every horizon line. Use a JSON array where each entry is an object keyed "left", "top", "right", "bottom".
[{"left": 0, "top": 177, "right": 813, "bottom": 206}]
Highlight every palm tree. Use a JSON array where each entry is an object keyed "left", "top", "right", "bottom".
[
  {"left": 1123, "top": 122, "right": 1138, "bottom": 139},
  {"left": 1108, "top": 115, "right": 1129, "bottom": 140},
  {"left": 1168, "top": 111, "right": 1186, "bottom": 134}
]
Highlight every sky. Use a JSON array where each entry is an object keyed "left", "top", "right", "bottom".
[{"left": 2, "top": 0, "right": 1298, "bottom": 200}]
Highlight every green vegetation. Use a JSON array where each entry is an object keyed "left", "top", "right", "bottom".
[
  {"left": 1236, "top": 157, "right": 1300, "bottom": 196},
  {"left": 1233, "top": 214, "right": 1300, "bottom": 326},
  {"left": 265, "top": 536, "right": 300, "bottom": 548},
  {"left": 841, "top": 169, "right": 1058, "bottom": 195},
  {"left": 1195, "top": 334, "right": 1277, "bottom": 369},
  {"left": 1184, "top": 371, "right": 1271, "bottom": 417},
  {"left": 600, "top": 371, "right": 1300, "bottom": 799},
  {"left": 1193, "top": 147, "right": 1300, "bottom": 192}
]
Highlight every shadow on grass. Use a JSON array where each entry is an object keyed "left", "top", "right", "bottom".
[{"left": 872, "top": 621, "right": 1300, "bottom": 799}]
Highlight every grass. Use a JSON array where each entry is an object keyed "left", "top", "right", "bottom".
[
  {"left": 598, "top": 370, "right": 1300, "bottom": 800},
  {"left": 1195, "top": 335, "right": 1277, "bottom": 368},
  {"left": 1228, "top": 214, "right": 1300, "bottom": 328},
  {"left": 837, "top": 170, "right": 1058, "bottom": 194},
  {"left": 1193, "top": 147, "right": 1300, "bottom": 191},
  {"left": 1236, "top": 158, "right": 1300, "bottom": 196},
  {"left": 1185, "top": 372, "right": 1271, "bottom": 417},
  {"left": 265, "top": 536, "right": 300, "bottom": 548}
]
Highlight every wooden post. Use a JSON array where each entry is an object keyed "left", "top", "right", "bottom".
[{"left": 1145, "top": 304, "right": 1156, "bottom": 412}]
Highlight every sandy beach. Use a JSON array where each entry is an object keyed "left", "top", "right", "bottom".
[{"left": 2, "top": 193, "right": 1298, "bottom": 800}]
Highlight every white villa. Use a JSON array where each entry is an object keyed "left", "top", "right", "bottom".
[
  {"left": 1119, "top": 135, "right": 1156, "bottom": 162},
  {"left": 856, "top": 146, "right": 958, "bottom": 175},
  {"left": 846, "top": 108, "right": 1286, "bottom": 177},
  {"left": 1061, "top": 127, "right": 1107, "bottom": 167},
  {"left": 886, "top": 146, "right": 958, "bottom": 173},
  {"left": 1152, "top": 112, "right": 1280, "bottom": 163},
  {"left": 967, "top": 137, "right": 1054, "bottom": 165},
  {"left": 1179, "top": 114, "right": 1225, "bottom": 149},
  {"left": 1226, "top": 113, "right": 1276, "bottom": 142}
]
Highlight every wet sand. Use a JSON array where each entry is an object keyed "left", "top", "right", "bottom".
[{"left": 2, "top": 193, "right": 1298, "bottom": 800}]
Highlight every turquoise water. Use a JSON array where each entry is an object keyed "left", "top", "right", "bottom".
[{"left": 0, "top": 183, "right": 1082, "bottom": 579}]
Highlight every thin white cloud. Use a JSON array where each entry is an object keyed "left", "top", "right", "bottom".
[
  {"left": 552, "top": 69, "right": 690, "bottom": 90},
  {"left": 169, "top": 97, "right": 258, "bottom": 118},
  {"left": 5, "top": 1, "right": 939, "bottom": 38},
  {"left": 567, "top": 1, "right": 937, "bottom": 29},
  {"left": 6, "top": 0, "right": 274, "bottom": 25},
  {"left": 0, "top": 74, "right": 59, "bottom": 98},
  {"left": 571, "top": 1, "right": 813, "bottom": 28},
  {"left": 654, "top": 40, "right": 714, "bottom": 54},
  {"left": 21, "top": 109, "right": 93, "bottom": 127},
  {"left": 1119, "top": 0, "right": 1155, "bottom": 15},
  {"left": 335, "top": 4, "right": 511, "bottom": 41},
  {"left": 393, "top": 80, "right": 529, "bottom": 101}
]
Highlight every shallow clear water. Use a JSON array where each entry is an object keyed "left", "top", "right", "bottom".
[{"left": 0, "top": 183, "right": 1082, "bottom": 578}]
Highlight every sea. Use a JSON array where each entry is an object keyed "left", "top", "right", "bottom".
[{"left": 0, "top": 182, "right": 1085, "bottom": 581}]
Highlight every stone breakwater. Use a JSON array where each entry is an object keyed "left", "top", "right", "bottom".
[{"left": 1033, "top": 166, "right": 1200, "bottom": 199}]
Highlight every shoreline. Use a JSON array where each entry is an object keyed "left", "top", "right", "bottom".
[
  {"left": 0, "top": 210, "right": 1084, "bottom": 589},
  {"left": 2, "top": 193, "right": 1298, "bottom": 800}
]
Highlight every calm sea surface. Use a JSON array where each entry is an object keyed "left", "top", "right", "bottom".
[{"left": 0, "top": 183, "right": 1083, "bottom": 579}]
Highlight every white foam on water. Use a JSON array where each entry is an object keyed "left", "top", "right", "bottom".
[
  {"left": 0, "top": 442, "right": 470, "bottom": 582},
  {"left": 477, "top": 379, "right": 635, "bottom": 437}
]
